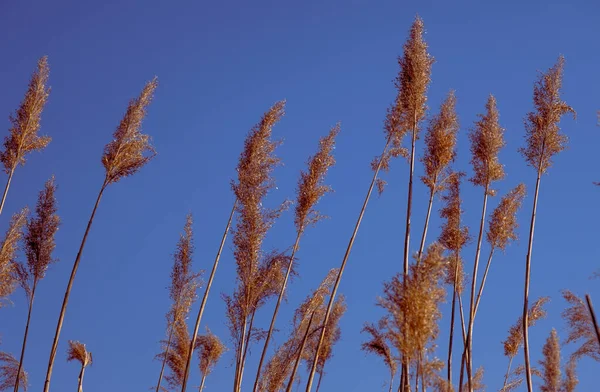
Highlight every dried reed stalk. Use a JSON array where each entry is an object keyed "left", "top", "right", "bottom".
[
  {"left": 253, "top": 125, "right": 338, "bottom": 391},
  {"left": 519, "top": 57, "right": 575, "bottom": 392},
  {"left": 156, "top": 215, "right": 200, "bottom": 392},
  {"left": 585, "top": 295, "right": 600, "bottom": 350},
  {"left": 179, "top": 199, "right": 236, "bottom": 392},
  {"left": 0, "top": 57, "right": 51, "bottom": 216},
  {"left": 0, "top": 208, "right": 28, "bottom": 305},
  {"left": 13, "top": 178, "right": 59, "bottom": 392},
  {"left": 44, "top": 78, "right": 157, "bottom": 392},
  {"left": 305, "top": 17, "right": 433, "bottom": 391},
  {"left": 195, "top": 328, "right": 226, "bottom": 392},
  {"left": 461, "top": 94, "right": 505, "bottom": 390},
  {"left": 418, "top": 91, "right": 458, "bottom": 262},
  {"left": 1, "top": 352, "right": 28, "bottom": 392},
  {"left": 438, "top": 172, "right": 469, "bottom": 387},
  {"left": 66, "top": 341, "right": 92, "bottom": 392}
]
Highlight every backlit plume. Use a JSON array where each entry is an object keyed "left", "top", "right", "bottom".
[
  {"left": 0, "top": 208, "right": 28, "bottom": 304},
  {"left": 487, "top": 184, "right": 526, "bottom": 251}
]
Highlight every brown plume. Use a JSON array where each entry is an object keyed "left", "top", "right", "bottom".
[
  {"left": 0, "top": 56, "right": 51, "bottom": 173},
  {"left": 561, "top": 290, "right": 600, "bottom": 361},
  {"left": 469, "top": 95, "right": 505, "bottom": 192},
  {"left": 196, "top": 328, "right": 226, "bottom": 378},
  {"left": 102, "top": 77, "right": 157, "bottom": 185},
  {"left": 539, "top": 329, "right": 561, "bottom": 392},
  {"left": 161, "top": 313, "right": 192, "bottom": 389},
  {"left": 562, "top": 358, "right": 578, "bottom": 392},
  {"left": 0, "top": 351, "right": 28, "bottom": 391},
  {"left": 361, "top": 320, "right": 397, "bottom": 383},
  {"left": 66, "top": 341, "right": 92, "bottom": 368},
  {"left": 0, "top": 208, "right": 28, "bottom": 304},
  {"left": 486, "top": 183, "right": 526, "bottom": 251},
  {"left": 439, "top": 172, "right": 469, "bottom": 254},
  {"left": 421, "top": 91, "right": 458, "bottom": 194},
  {"left": 519, "top": 56, "right": 575, "bottom": 174},
  {"left": 503, "top": 296, "right": 550, "bottom": 359}
]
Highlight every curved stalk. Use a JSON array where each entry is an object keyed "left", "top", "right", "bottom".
[
  {"left": 180, "top": 200, "right": 237, "bottom": 392},
  {"left": 417, "top": 188, "right": 435, "bottom": 264},
  {"left": 502, "top": 357, "right": 514, "bottom": 391},
  {"left": 13, "top": 282, "right": 37, "bottom": 392},
  {"left": 77, "top": 365, "right": 85, "bottom": 392},
  {"left": 286, "top": 311, "right": 315, "bottom": 392},
  {"left": 155, "top": 323, "right": 176, "bottom": 392},
  {"left": 43, "top": 181, "right": 106, "bottom": 392},
  {"left": 304, "top": 137, "right": 391, "bottom": 391},
  {"left": 473, "top": 248, "right": 495, "bottom": 317}
]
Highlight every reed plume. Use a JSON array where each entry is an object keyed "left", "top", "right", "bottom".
[
  {"left": 13, "top": 177, "right": 60, "bottom": 392},
  {"left": 0, "top": 57, "right": 51, "bottom": 216},
  {"left": 418, "top": 91, "right": 458, "bottom": 262},
  {"left": 460, "top": 367, "right": 484, "bottom": 392},
  {"left": 44, "top": 78, "right": 157, "bottom": 392},
  {"left": 156, "top": 215, "right": 201, "bottom": 392},
  {"left": 361, "top": 320, "right": 397, "bottom": 392},
  {"left": 561, "top": 290, "right": 600, "bottom": 361},
  {"left": 195, "top": 328, "right": 226, "bottom": 392},
  {"left": 562, "top": 358, "right": 578, "bottom": 392},
  {"left": 519, "top": 57, "right": 575, "bottom": 392},
  {"left": 254, "top": 125, "right": 339, "bottom": 391},
  {"left": 0, "top": 208, "right": 27, "bottom": 305},
  {"left": 307, "top": 17, "right": 433, "bottom": 391},
  {"left": 438, "top": 172, "right": 469, "bottom": 387},
  {"left": 501, "top": 297, "right": 549, "bottom": 391},
  {"left": 462, "top": 94, "right": 506, "bottom": 389},
  {"left": 539, "top": 329, "right": 561, "bottom": 392},
  {"left": 585, "top": 294, "right": 600, "bottom": 350},
  {"left": 218, "top": 101, "right": 287, "bottom": 392},
  {"left": 0, "top": 352, "right": 27, "bottom": 392},
  {"left": 66, "top": 341, "right": 92, "bottom": 392}
]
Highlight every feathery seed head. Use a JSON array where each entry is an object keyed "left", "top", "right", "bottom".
[
  {"left": 67, "top": 341, "right": 92, "bottom": 368},
  {"left": 487, "top": 183, "right": 526, "bottom": 251},
  {"left": 520, "top": 56, "right": 575, "bottom": 174},
  {"left": 0, "top": 351, "right": 28, "bottom": 391},
  {"left": 1, "top": 56, "right": 51, "bottom": 173},
  {"left": 295, "top": 124, "right": 339, "bottom": 231},
  {"left": 539, "top": 328, "right": 561, "bottom": 392},
  {"left": 102, "top": 77, "right": 157, "bottom": 185},
  {"left": 195, "top": 328, "right": 226, "bottom": 377},
  {"left": 439, "top": 172, "right": 469, "bottom": 253},
  {"left": 0, "top": 208, "right": 28, "bottom": 304},
  {"left": 503, "top": 296, "right": 550, "bottom": 358},
  {"left": 561, "top": 290, "right": 600, "bottom": 361},
  {"left": 562, "top": 358, "right": 578, "bottom": 392},
  {"left": 361, "top": 321, "right": 397, "bottom": 377},
  {"left": 421, "top": 91, "right": 459, "bottom": 194}
]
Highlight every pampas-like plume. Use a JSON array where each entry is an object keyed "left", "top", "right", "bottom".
[
  {"left": 66, "top": 341, "right": 92, "bottom": 392},
  {"left": 438, "top": 172, "right": 469, "bottom": 386},
  {"left": 539, "top": 329, "right": 561, "bottom": 392},
  {"left": 519, "top": 57, "right": 575, "bottom": 392},
  {"left": 561, "top": 290, "right": 600, "bottom": 362},
  {"left": 196, "top": 328, "right": 226, "bottom": 392},
  {"left": 0, "top": 57, "right": 51, "bottom": 216},
  {"left": 0, "top": 208, "right": 27, "bottom": 305},
  {"left": 418, "top": 91, "right": 458, "bottom": 261},
  {"left": 254, "top": 125, "right": 339, "bottom": 391},
  {"left": 501, "top": 297, "right": 549, "bottom": 390},
  {"left": 44, "top": 78, "right": 157, "bottom": 392},
  {"left": 562, "top": 358, "right": 578, "bottom": 392},
  {"left": 0, "top": 352, "right": 27, "bottom": 392},
  {"left": 361, "top": 320, "right": 397, "bottom": 392},
  {"left": 160, "top": 312, "right": 192, "bottom": 390},
  {"left": 13, "top": 178, "right": 60, "bottom": 392},
  {"left": 156, "top": 215, "right": 200, "bottom": 392},
  {"left": 462, "top": 94, "right": 506, "bottom": 389}
]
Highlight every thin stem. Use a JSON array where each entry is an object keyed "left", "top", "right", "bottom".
[
  {"left": 155, "top": 322, "right": 176, "bottom": 392},
  {"left": 78, "top": 365, "right": 85, "bottom": 392},
  {"left": 417, "top": 188, "right": 435, "bottom": 264},
  {"left": 255, "top": 229, "right": 304, "bottom": 391},
  {"left": 234, "top": 316, "right": 249, "bottom": 392},
  {"left": 181, "top": 199, "right": 237, "bottom": 392},
  {"left": 315, "top": 370, "right": 324, "bottom": 392},
  {"left": 447, "top": 289, "right": 456, "bottom": 386},
  {"left": 388, "top": 374, "right": 394, "bottom": 392},
  {"left": 585, "top": 294, "right": 600, "bottom": 349},
  {"left": 304, "top": 137, "right": 391, "bottom": 392},
  {"left": 502, "top": 357, "right": 514, "bottom": 391},
  {"left": 199, "top": 374, "right": 206, "bottom": 392},
  {"left": 13, "top": 281, "right": 37, "bottom": 392},
  {"left": 239, "top": 308, "right": 257, "bottom": 390},
  {"left": 523, "top": 169, "right": 542, "bottom": 392},
  {"left": 286, "top": 311, "right": 316, "bottom": 392},
  {"left": 466, "top": 186, "right": 489, "bottom": 391},
  {"left": 0, "top": 169, "right": 14, "bottom": 217},
  {"left": 43, "top": 182, "right": 106, "bottom": 392},
  {"left": 473, "top": 248, "right": 495, "bottom": 317}
]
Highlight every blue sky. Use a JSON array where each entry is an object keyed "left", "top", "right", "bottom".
[{"left": 1, "top": 0, "right": 599, "bottom": 391}]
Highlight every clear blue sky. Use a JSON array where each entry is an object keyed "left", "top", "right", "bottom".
[{"left": 1, "top": 0, "right": 599, "bottom": 391}]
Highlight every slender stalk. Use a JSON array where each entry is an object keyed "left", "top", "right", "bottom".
[
  {"left": 473, "top": 248, "right": 495, "bottom": 317},
  {"left": 255, "top": 230, "right": 303, "bottom": 391},
  {"left": 315, "top": 370, "right": 324, "bottom": 392},
  {"left": 523, "top": 169, "right": 542, "bottom": 392},
  {"left": 77, "top": 365, "right": 85, "bottom": 392},
  {"left": 457, "top": 289, "right": 472, "bottom": 391},
  {"left": 155, "top": 323, "right": 176, "bottom": 392},
  {"left": 43, "top": 182, "right": 106, "bottom": 392},
  {"left": 585, "top": 294, "right": 600, "bottom": 349},
  {"left": 181, "top": 200, "right": 237, "bottom": 392},
  {"left": 234, "top": 316, "right": 249, "bottom": 392},
  {"left": 286, "top": 311, "right": 315, "bottom": 392},
  {"left": 465, "top": 187, "right": 488, "bottom": 389},
  {"left": 199, "top": 374, "right": 206, "bottom": 392},
  {"left": 447, "top": 289, "right": 456, "bottom": 385},
  {"left": 13, "top": 282, "right": 37, "bottom": 392},
  {"left": 389, "top": 374, "right": 394, "bottom": 392},
  {"left": 502, "top": 357, "right": 514, "bottom": 391},
  {"left": 417, "top": 188, "right": 435, "bottom": 263},
  {"left": 0, "top": 169, "right": 14, "bottom": 216},
  {"left": 239, "top": 308, "right": 257, "bottom": 390},
  {"left": 305, "top": 138, "right": 391, "bottom": 391}
]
